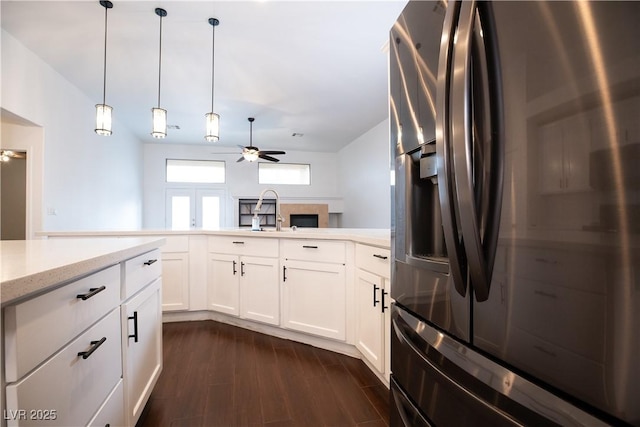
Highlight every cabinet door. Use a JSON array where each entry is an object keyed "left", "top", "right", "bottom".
[
  {"left": 539, "top": 121, "right": 564, "bottom": 194},
  {"left": 207, "top": 253, "right": 240, "bottom": 316},
  {"left": 122, "top": 278, "right": 163, "bottom": 427},
  {"left": 355, "top": 269, "right": 385, "bottom": 373},
  {"left": 161, "top": 252, "right": 189, "bottom": 311},
  {"left": 240, "top": 256, "right": 280, "bottom": 326},
  {"left": 282, "top": 260, "right": 346, "bottom": 341},
  {"left": 562, "top": 114, "right": 591, "bottom": 192}
]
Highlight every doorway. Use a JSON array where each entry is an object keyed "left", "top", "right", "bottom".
[
  {"left": 166, "top": 189, "right": 226, "bottom": 230},
  {"left": 0, "top": 150, "right": 27, "bottom": 240}
]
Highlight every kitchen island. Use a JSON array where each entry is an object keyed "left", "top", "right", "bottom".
[
  {"left": 1, "top": 237, "right": 165, "bottom": 427},
  {"left": 38, "top": 229, "right": 392, "bottom": 385}
]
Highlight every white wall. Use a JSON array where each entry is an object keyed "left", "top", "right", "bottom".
[
  {"left": 1, "top": 30, "right": 143, "bottom": 231},
  {"left": 337, "top": 119, "right": 391, "bottom": 228},
  {"left": 143, "top": 143, "right": 342, "bottom": 229}
]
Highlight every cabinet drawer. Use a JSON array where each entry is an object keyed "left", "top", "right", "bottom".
[
  {"left": 208, "top": 236, "right": 278, "bottom": 257},
  {"left": 87, "top": 379, "right": 125, "bottom": 427},
  {"left": 506, "top": 327, "right": 605, "bottom": 406},
  {"left": 4, "top": 265, "right": 120, "bottom": 382},
  {"left": 5, "top": 308, "right": 122, "bottom": 427},
  {"left": 355, "top": 244, "right": 390, "bottom": 278},
  {"left": 124, "top": 249, "right": 162, "bottom": 299},
  {"left": 282, "top": 240, "right": 346, "bottom": 264},
  {"left": 512, "top": 279, "right": 604, "bottom": 362},
  {"left": 514, "top": 246, "right": 605, "bottom": 294}
]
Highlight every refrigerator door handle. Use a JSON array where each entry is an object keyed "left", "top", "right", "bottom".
[
  {"left": 450, "top": 1, "right": 504, "bottom": 302},
  {"left": 435, "top": 0, "right": 468, "bottom": 297}
]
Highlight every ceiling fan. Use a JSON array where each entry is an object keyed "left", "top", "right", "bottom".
[{"left": 237, "top": 117, "right": 285, "bottom": 163}]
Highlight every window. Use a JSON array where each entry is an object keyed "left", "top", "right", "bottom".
[
  {"left": 166, "top": 159, "right": 225, "bottom": 183},
  {"left": 258, "top": 163, "right": 310, "bottom": 185}
]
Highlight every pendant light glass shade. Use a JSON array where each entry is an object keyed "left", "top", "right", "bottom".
[
  {"left": 152, "top": 8, "right": 168, "bottom": 138},
  {"left": 205, "top": 112, "right": 220, "bottom": 142},
  {"left": 205, "top": 17, "right": 220, "bottom": 142},
  {"left": 95, "top": 104, "right": 113, "bottom": 136},
  {"left": 95, "top": 0, "right": 113, "bottom": 136},
  {"left": 152, "top": 107, "right": 167, "bottom": 138}
]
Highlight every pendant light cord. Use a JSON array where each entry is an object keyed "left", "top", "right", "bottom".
[
  {"left": 157, "top": 13, "right": 164, "bottom": 108},
  {"left": 210, "top": 20, "right": 216, "bottom": 112},
  {"left": 102, "top": 4, "right": 108, "bottom": 106}
]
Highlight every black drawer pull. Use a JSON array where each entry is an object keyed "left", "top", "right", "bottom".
[
  {"left": 382, "top": 290, "right": 389, "bottom": 313},
  {"left": 302, "top": 245, "right": 318, "bottom": 249},
  {"left": 77, "top": 337, "right": 107, "bottom": 359},
  {"left": 241, "top": 261, "right": 246, "bottom": 276},
  {"left": 233, "top": 260, "right": 237, "bottom": 275},
  {"left": 128, "top": 312, "right": 139, "bottom": 343},
  {"left": 232, "top": 241, "right": 245, "bottom": 244},
  {"left": 373, "top": 254, "right": 388, "bottom": 260},
  {"left": 283, "top": 266, "right": 287, "bottom": 282},
  {"left": 76, "top": 286, "right": 106, "bottom": 301},
  {"left": 143, "top": 259, "right": 157, "bottom": 266}
]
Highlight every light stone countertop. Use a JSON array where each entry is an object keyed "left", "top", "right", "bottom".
[
  {"left": 37, "top": 228, "right": 391, "bottom": 249},
  {"left": 1, "top": 237, "right": 165, "bottom": 306}
]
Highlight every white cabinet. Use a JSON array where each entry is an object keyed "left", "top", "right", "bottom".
[
  {"left": 160, "top": 236, "right": 190, "bottom": 312},
  {"left": 281, "top": 240, "right": 347, "bottom": 341},
  {"left": 3, "top": 263, "right": 124, "bottom": 427},
  {"left": 121, "top": 250, "right": 163, "bottom": 427},
  {"left": 207, "top": 236, "right": 280, "bottom": 326},
  {"left": 207, "top": 253, "right": 240, "bottom": 316},
  {"left": 354, "top": 244, "right": 390, "bottom": 378},
  {"left": 538, "top": 114, "right": 591, "bottom": 194}
]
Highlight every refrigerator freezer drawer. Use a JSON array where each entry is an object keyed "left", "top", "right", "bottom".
[{"left": 391, "top": 305, "right": 608, "bottom": 427}]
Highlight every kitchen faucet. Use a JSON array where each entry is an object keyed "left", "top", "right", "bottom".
[{"left": 254, "top": 188, "right": 284, "bottom": 231}]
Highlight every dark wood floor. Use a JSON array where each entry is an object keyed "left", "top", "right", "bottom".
[{"left": 136, "top": 320, "right": 390, "bottom": 427}]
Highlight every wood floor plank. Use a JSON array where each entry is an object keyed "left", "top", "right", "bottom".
[{"left": 136, "top": 321, "right": 390, "bottom": 427}]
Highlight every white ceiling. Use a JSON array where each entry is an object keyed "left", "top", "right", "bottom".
[{"left": 1, "top": 0, "right": 407, "bottom": 153}]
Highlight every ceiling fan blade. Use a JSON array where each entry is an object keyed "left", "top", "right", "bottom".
[
  {"left": 259, "top": 154, "right": 280, "bottom": 162},
  {"left": 237, "top": 156, "right": 245, "bottom": 163},
  {"left": 260, "top": 150, "right": 286, "bottom": 155}
]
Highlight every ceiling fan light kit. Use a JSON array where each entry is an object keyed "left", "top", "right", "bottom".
[
  {"left": 204, "top": 17, "right": 220, "bottom": 142},
  {"left": 151, "top": 7, "right": 168, "bottom": 139},
  {"left": 95, "top": 0, "right": 113, "bottom": 136}
]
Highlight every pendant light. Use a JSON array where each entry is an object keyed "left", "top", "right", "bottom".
[
  {"left": 204, "top": 18, "right": 220, "bottom": 142},
  {"left": 95, "top": 0, "right": 113, "bottom": 136},
  {"left": 151, "top": 7, "right": 168, "bottom": 138}
]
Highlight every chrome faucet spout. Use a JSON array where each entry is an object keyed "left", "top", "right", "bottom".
[{"left": 254, "top": 188, "right": 284, "bottom": 231}]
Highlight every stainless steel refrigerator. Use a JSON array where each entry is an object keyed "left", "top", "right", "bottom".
[{"left": 389, "top": 1, "right": 640, "bottom": 425}]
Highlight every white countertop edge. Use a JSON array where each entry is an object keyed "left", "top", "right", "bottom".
[
  {"left": 1, "top": 237, "right": 166, "bottom": 306},
  {"left": 35, "top": 228, "right": 391, "bottom": 249}
]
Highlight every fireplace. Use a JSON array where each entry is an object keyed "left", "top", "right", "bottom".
[
  {"left": 280, "top": 203, "right": 329, "bottom": 228},
  {"left": 290, "top": 214, "right": 319, "bottom": 228}
]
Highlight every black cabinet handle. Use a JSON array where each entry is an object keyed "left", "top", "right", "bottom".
[
  {"left": 373, "top": 254, "right": 388, "bottom": 260},
  {"left": 241, "top": 261, "right": 245, "bottom": 276},
  {"left": 77, "top": 337, "right": 107, "bottom": 359},
  {"left": 382, "top": 290, "right": 389, "bottom": 313},
  {"left": 143, "top": 259, "right": 157, "bottom": 266},
  {"left": 128, "top": 312, "right": 139, "bottom": 343},
  {"left": 283, "top": 266, "right": 287, "bottom": 282},
  {"left": 373, "top": 284, "right": 380, "bottom": 307},
  {"left": 233, "top": 260, "right": 237, "bottom": 275},
  {"left": 76, "top": 286, "right": 106, "bottom": 301},
  {"left": 232, "top": 241, "right": 245, "bottom": 245},
  {"left": 302, "top": 245, "right": 318, "bottom": 249}
]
